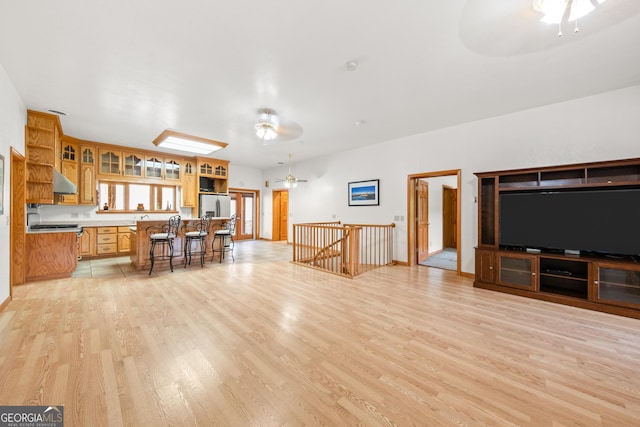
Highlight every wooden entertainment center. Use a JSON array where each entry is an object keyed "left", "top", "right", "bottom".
[{"left": 474, "top": 157, "right": 640, "bottom": 319}]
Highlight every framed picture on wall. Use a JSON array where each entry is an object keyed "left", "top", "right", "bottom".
[{"left": 348, "top": 179, "right": 379, "bottom": 206}]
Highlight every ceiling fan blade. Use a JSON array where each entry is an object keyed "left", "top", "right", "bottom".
[{"left": 276, "top": 120, "right": 303, "bottom": 140}]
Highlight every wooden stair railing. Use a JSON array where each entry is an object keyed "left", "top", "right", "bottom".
[{"left": 292, "top": 221, "right": 394, "bottom": 278}]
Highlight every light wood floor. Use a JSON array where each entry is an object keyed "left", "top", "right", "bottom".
[{"left": 2, "top": 240, "right": 640, "bottom": 426}]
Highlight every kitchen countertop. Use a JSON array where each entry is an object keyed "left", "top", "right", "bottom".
[{"left": 27, "top": 218, "right": 232, "bottom": 233}]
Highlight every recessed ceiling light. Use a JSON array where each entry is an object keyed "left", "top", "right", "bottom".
[
  {"left": 354, "top": 120, "right": 365, "bottom": 126},
  {"left": 346, "top": 60, "right": 358, "bottom": 71},
  {"left": 46, "top": 109, "right": 67, "bottom": 116}
]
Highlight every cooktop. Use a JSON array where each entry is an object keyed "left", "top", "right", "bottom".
[{"left": 30, "top": 224, "right": 80, "bottom": 230}]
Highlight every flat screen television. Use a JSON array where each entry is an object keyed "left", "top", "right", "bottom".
[{"left": 499, "top": 188, "right": 640, "bottom": 258}]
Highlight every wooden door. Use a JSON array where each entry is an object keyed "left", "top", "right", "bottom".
[
  {"left": 280, "top": 191, "right": 288, "bottom": 240},
  {"left": 272, "top": 190, "right": 288, "bottom": 241},
  {"left": 416, "top": 180, "right": 429, "bottom": 263},
  {"left": 232, "top": 191, "right": 256, "bottom": 240},
  {"left": 443, "top": 185, "right": 457, "bottom": 248},
  {"left": 10, "top": 148, "right": 26, "bottom": 289}
]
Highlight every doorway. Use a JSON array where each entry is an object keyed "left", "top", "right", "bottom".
[
  {"left": 229, "top": 189, "right": 259, "bottom": 240},
  {"left": 407, "top": 170, "right": 461, "bottom": 273},
  {"left": 272, "top": 189, "right": 288, "bottom": 241}
]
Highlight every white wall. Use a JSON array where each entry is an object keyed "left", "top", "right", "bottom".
[
  {"left": 261, "top": 85, "right": 640, "bottom": 273},
  {"left": 0, "top": 64, "right": 26, "bottom": 303}
]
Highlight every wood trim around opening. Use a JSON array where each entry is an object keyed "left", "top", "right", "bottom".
[{"left": 407, "top": 169, "right": 461, "bottom": 273}]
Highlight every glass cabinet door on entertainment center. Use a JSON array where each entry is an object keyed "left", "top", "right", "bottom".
[
  {"left": 497, "top": 253, "right": 537, "bottom": 291},
  {"left": 593, "top": 262, "right": 640, "bottom": 309}
]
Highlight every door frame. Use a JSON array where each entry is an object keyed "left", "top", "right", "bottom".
[
  {"left": 407, "top": 169, "right": 461, "bottom": 273},
  {"left": 229, "top": 188, "right": 260, "bottom": 240}
]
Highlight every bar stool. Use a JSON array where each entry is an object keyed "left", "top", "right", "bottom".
[
  {"left": 182, "top": 215, "right": 212, "bottom": 268},
  {"left": 211, "top": 214, "right": 237, "bottom": 263},
  {"left": 147, "top": 215, "right": 181, "bottom": 275}
]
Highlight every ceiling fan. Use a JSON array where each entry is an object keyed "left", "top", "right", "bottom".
[
  {"left": 255, "top": 108, "right": 303, "bottom": 144},
  {"left": 275, "top": 154, "right": 307, "bottom": 188}
]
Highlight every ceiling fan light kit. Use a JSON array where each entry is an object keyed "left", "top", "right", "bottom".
[
  {"left": 255, "top": 108, "right": 280, "bottom": 142},
  {"left": 533, "top": 0, "right": 607, "bottom": 36},
  {"left": 255, "top": 121, "right": 278, "bottom": 141},
  {"left": 276, "top": 153, "right": 307, "bottom": 188}
]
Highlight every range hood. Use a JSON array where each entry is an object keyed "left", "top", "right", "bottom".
[{"left": 53, "top": 169, "right": 77, "bottom": 194}]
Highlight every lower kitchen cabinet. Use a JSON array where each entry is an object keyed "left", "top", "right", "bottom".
[
  {"left": 26, "top": 232, "right": 78, "bottom": 281},
  {"left": 78, "top": 227, "right": 96, "bottom": 257},
  {"left": 80, "top": 226, "right": 132, "bottom": 258},
  {"left": 118, "top": 226, "right": 131, "bottom": 253},
  {"left": 97, "top": 227, "right": 118, "bottom": 255}
]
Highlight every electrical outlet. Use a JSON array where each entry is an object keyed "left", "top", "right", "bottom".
[
  {"left": 71, "top": 213, "right": 79, "bottom": 218},
  {"left": 83, "top": 212, "right": 91, "bottom": 218}
]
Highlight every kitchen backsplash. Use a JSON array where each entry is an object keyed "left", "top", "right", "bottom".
[{"left": 29, "top": 204, "right": 194, "bottom": 224}]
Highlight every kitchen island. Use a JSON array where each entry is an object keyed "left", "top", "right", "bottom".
[
  {"left": 25, "top": 229, "right": 79, "bottom": 281},
  {"left": 130, "top": 218, "right": 228, "bottom": 271}
]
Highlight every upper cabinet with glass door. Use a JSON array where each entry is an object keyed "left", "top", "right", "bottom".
[
  {"left": 213, "top": 160, "right": 229, "bottom": 179},
  {"left": 164, "top": 157, "right": 181, "bottom": 181},
  {"left": 145, "top": 155, "right": 163, "bottom": 179},
  {"left": 98, "top": 148, "right": 122, "bottom": 177},
  {"left": 122, "top": 152, "right": 144, "bottom": 178}
]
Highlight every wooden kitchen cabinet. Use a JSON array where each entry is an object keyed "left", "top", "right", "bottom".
[
  {"left": 123, "top": 152, "right": 144, "bottom": 178},
  {"left": 182, "top": 160, "right": 196, "bottom": 207},
  {"left": 26, "top": 232, "right": 78, "bottom": 281},
  {"left": 196, "top": 157, "right": 229, "bottom": 194},
  {"left": 78, "top": 226, "right": 131, "bottom": 258},
  {"left": 118, "top": 226, "right": 132, "bottom": 253},
  {"left": 99, "top": 149, "right": 145, "bottom": 178},
  {"left": 98, "top": 149, "right": 122, "bottom": 177},
  {"left": 145, "top": 155, "right": 163, "bottom": 179},
  {"left": 79, "top": 144, "right": 96, "bottom": 205},
  {"left": 164, "top": 157, "right": 182, "bottom": 181},
  {"left": 97, "top": 227, "right": 118, "bottom": 255},
  {"left": 213, "top": 159, "right": 228, "bottom": 178},
  {"left": 78, "top": 227, "right": 96, "bottom": 257},
  {"left": 25, "top": 110, "right": 60, "bottom": 204},
  {"left": 56, "top": 138, "right": 79, "bottom": 205}
]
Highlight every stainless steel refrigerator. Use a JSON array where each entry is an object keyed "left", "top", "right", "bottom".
[{"left": 199, "top": 194, "right": 231, "bottom": 218}]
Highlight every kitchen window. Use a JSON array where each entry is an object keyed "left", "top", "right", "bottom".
[{"left": 98, "top": 181, "right": 177, "bottom": 212}]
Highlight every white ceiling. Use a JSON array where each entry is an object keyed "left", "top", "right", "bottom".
[{"left": 1, "top": 0, "right": 639, "bottom": 169}]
